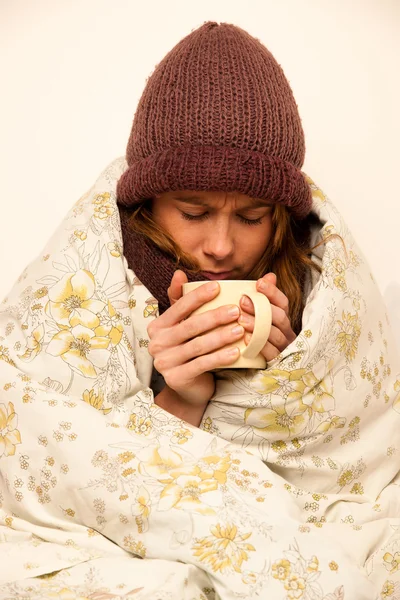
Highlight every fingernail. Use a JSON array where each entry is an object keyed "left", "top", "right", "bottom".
[
  {"left": 206, "top": 282, "right": 219, "bottom": 292},
  {"left": 231, "top": 325, "right": 244, "bottom": 335},
  {"left": 227, "top": 305, "right": 239, "bottom": 317},
  {"left": 241, "top": 295, "right": 251, "bottom": 307},
  {"left": 257, "top": 280, "right": 266, "bottom": 291},
  {"left": 226, "top": 347, "right": 240, "bottom": 357},
  {"left": 239, "top": 312, "right": 251, "bottom": 325}
]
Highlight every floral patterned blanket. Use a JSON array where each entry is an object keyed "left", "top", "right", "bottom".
[{"left": 0, "top": 158, "right": 399, "bottom": 600}]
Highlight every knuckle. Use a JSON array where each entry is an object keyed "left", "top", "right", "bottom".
[
  {"left": 282, "top": 298, "right": 289, "bottom": 313},
  {"left": 148, "top": 339, "right": 162, "bottom": 357},
  {"left": 275, "top": 309, "right": 287, "bottom": 329},
  {"left": 147, "top": 340, "right": 155, "bottom": 357},
  {"left": 153, "top": 357, "right": 166, "bottom": 373},
  {"left": 185, "top": 319, "right": 200, "bottom": 340},
  {"left": 147, "top": 322, "right": 156, "bottom": 339},
  {"left": 195, "top": 354, "right": 210, "bottom": 374},
  {"left": 191, "top": 337, "right": 205, "bottom": 357},
  {"left": 276, "top": 330, "right": 287, "bottom": 349}
]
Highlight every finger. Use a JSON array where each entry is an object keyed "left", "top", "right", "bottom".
[
  {"left": 153, "top": 280, "right": 221, "bottom": 330},
  {"left": 266, "top": 324, "right": 295, "bottom": 352},
  {"left": 238, "top": 310, "right": 255, "bottom": 332},
  {"left": 153, "top": 322, "right": 244, "bottom": 371},
  {"left": 270, "top": 305, "right": 296, "bottom": 342},
  {"left": 149, "top": 303, "right": 240, "bottom": 353},
  {"left": 167, "top": 270, "right": 188, "bottom": 306},
  {"left": 241, "top": 305, "right": 296, "bottom": 352},
  {"left": 165, "top": 346, "right": 241, "bottom": 389},
  {"left": 239, "top": 299, "right": 295, "bottom": 342},
  {"left": 256, "top": 276, "right": 289, "bottom": 316},
  {"left": 244, "top": 333, "right": 281, "bottom": 362},
  {"left": 264, "top": 272, "right": 277, "bottom": 286}
]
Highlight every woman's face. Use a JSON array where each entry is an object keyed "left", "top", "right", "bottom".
[{"left": 151, "top": 190, "right": 273, "bottom": 279}]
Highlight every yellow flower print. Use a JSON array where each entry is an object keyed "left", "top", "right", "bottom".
[
  {"left": 93, "top": 193, "right": 114, "bottom": 220},
  {"left": 17, "top": 324, "right": 45, "bottom": 362},
  {"left": 331, "top": 258, "right": 347, "bottom": 291},
  {"left": 315, "top": 415, "right": 346, "bottom": 434},
  {"left": 93, "top": 192, "right": 111, "bottom": 205},
  {"left": 193, "top": 524, "right": 255, "bottom": 574},
  {"left": 393, "top": 379, "right": 400, "bottom": 414},
  {"left": 381, "top": 580, "right": 395, "bottom": 598},
  {"left": 171, "top": 428, "right": 193, "bottom": 445},
  {"left": 332, "top": 258, "right": 345, "bottom": 274},
  {"left": 158, "top": 474, "right": 219, "bottom": 515},
  {"left": 82, "top": 389, "right": 112, "bottom": 415},
  {"left": 0, "top": 402, "right": 22, "bottom": 457},
  {"left": 306, "top": 555, "right": 319, "bottom": 572},
  {"left": 301, "top": 371, "right": 335, "bottom": 414},
  {"left": 118, "top": 451, "right": 135, "bottom": 463},
  {"left": 74, "top": 230, "right": 87, "bottom": 241},
  {"left": 34, "top": 286, "right": 48, "bottom": 298},
  {"left": 143, "top": 297, "right": 158, "bottom": 318},
  {"left": 107, "top": 241, "right": 122, "bottom": 258},
  {"left": 336, "top": 311, "right": 361, "bottom": 362},
  {"left": 123, "top": 534, "right": 146, "bottom": 558},
  {"left": 271, "top": 440, "right": 287, "bottom": 453},
  {"left": 131, "top": 485, "right": 151, "bottom": 532},
  {"left": 329, "top": 561, "right": 339, "bottom": 571},
  {"left": 0, "top": 345, "right": 16, "bottom": 367},
  {"left": 128, "top": 414, "right": 152, "bottom": 436},
  {"left": 47, "top": 270, "right": 105, "bottom": 329},
  {"left": 244, "top": 399, "right": 308, "bottom": 440},
  {"left": 272, "top": 558, "right": 291, "bottom": 580},
  {"left": 138, "top": 446, "right": 185, "bottom": 483},
  {"left": 254, "top": 369, "right": 306, "bottom": 399},
  {"left": 198, "top": 454, "right": 232, "bottom": 485},
  {"left": 383, "top": 552, "right": 400, "bottom": 574},
  {"left": 47, "top": 325, "right": 110, "bottom": 378},
  {"left": 284, "top": 574, "right": 306, "bottom": 599},
  {"left": 94, "top": 301, "right": 123, "bottom": 345},
  {"left": 242, "top": 571, "right": 257, "bottom": 585},
  {"left": 334, "top": 275, "right": 347, "bottom": 292}
]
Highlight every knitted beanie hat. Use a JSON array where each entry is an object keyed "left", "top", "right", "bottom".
[{"left": 117, "top": 21, "right": 312, "bottom": 219}]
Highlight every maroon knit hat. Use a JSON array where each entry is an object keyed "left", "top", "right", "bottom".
[{"left": 117, "top": 21, "right": 311, "bottom": 219}]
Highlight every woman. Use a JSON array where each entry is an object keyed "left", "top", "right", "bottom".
[
  {"left": 116, "top": 20, "right": 321, "bottom": 427},
  {"left": 0, "top": 21, "right": 399, "bottom": 600}
]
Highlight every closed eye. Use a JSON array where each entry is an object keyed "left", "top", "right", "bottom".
[{"left": 181, "top": 212, "right": 264, "bottom": 226}]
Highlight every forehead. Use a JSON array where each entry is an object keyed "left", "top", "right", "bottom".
[{"left": 166, "top": 190, "right": 269, "bottom": 208}]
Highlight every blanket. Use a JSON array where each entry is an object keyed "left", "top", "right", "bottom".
[{"left": 0, "top": 158, "right": 399, "bottom": 600}]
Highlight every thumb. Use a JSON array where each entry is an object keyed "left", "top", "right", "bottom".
[{"left": 168, "top": 270, "right": 188, "bottom": 306}]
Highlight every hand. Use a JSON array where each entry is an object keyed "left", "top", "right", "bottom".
[
  {"left": 239, "top": 273, "right": 296, "bottom": 361},
  {"left": 147, "top": 270, "right": 244, "bottom": 409}
]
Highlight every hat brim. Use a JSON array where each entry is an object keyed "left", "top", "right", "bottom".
[{"left": 116, "top": 145, "right": 312, "bottom": 220}]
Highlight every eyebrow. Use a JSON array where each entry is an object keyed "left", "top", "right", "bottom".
[{"left": 173, "top": 195, "right": 271, "bottom": 208}]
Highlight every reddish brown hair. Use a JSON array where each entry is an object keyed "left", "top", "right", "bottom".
[{"left": 127, "top": 203, "right": 323, "bottom": 334}]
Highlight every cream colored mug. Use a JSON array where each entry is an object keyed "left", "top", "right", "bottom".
[{"left": 182, "top": 280, "right": 272, "bottom": 369}]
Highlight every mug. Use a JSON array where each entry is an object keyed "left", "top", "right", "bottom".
[{"left": 182, "top": 280, "right": 272, "bottom": 369}]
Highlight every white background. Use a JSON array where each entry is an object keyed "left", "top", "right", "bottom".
[{"left": 1, "top": 0, "right": 399, "bottom": 344}]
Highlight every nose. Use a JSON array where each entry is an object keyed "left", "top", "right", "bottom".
[{"left": 203, "top": 219, "right": 234, "bottom": 261}]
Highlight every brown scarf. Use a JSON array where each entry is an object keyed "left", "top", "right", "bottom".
[{"left": 118, "top": 205, "right": 208, "bottom": 314}]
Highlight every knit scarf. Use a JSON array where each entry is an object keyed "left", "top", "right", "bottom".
[{"left": 118, "top": 204, "right": 209, "bottom": 313}]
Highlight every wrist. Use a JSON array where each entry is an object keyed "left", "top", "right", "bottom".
[{"left": 155, "top": 386, "right": 208, "bottom": 427}]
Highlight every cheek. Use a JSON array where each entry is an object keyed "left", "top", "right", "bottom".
[{"left": 240, "top": 223, "right": 272, "bottom": 260}]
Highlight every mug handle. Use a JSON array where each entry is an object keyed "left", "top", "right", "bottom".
[{"left": 241, "top": 292, "right": 272, "bottom": 359}]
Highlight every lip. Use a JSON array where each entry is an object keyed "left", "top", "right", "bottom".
[{"left": 201, "top": 271, "right": 235, "bottom": 280}]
